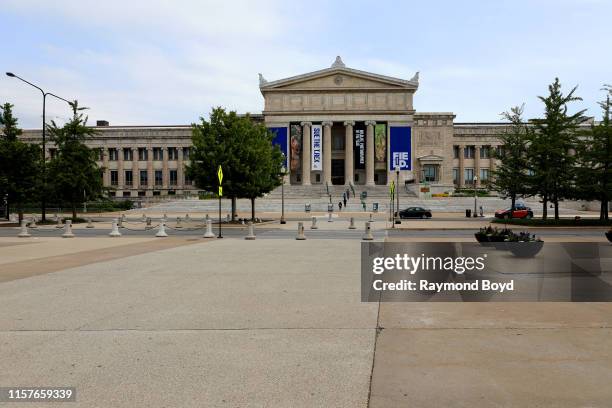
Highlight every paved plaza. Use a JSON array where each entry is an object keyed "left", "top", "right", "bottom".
[{"left": 1, "top": 210, "right": 611, "bottom": 407}]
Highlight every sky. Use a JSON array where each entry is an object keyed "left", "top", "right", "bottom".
[{"left": 1, "top": 0, "right": 610, "bottom": 128}]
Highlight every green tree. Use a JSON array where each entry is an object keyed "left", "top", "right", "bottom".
[
  {"left": 491, "top": 104, "right": 529, "bottom": 218},
  {"left": 0, "top": 103, "right": 40, "bottom": 221},
  {"left": 46, "top": 101, "right": 104, "bottom": 219},
  {"left": 575, "top": 85, "right": 612, "bottom": 220},
  {"left": 527, "top": 78, "right": 587, "bottom": 219},
  {"left": 187, "top": 107, "right": 284, "bottom": 221}
]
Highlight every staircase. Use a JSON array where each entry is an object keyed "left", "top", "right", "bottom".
[{"left": 267, "top": 183, "right": 417, "bottom": 199}]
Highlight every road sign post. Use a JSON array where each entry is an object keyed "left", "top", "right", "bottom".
[
  {"left": 389, "top": 181, "right": 396, "bottom": 228},
  {"left": 218, "top": 166, "right": 223, "bottom": 238}
]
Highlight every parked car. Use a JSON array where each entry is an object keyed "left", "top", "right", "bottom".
[
  {"left": 398, "top": 207, "right": 432, "bottom": 219},
  {"left": 494, "top": 204, "right": 533, "bottom": 219}
]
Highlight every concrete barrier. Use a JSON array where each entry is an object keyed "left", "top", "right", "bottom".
[
  {"left": 296, "top": 222, "right": 306, "bottom": 240},
  {"left": 109, "top": 219, "right": 122, "bottom": 237},
  {"left": 146, "top": 217, "right": 152, "bottom": 227},
  {"left": 327, "top": 213, "right": 333, "bottom": 222},
  {"left": 17, "top": 220, "right": 30, "bottom": 238},
  {"left": 245, "top": 222, "right": 256, "bottom": 240},
  {"left": 29, "top": 216, "right": 37, "bottom": 229},
  {"left": 156, "top": 222, "right": 169, "bottom": 237},
  {"left": 55, "top": 217, "right": 63, "bottom": 229},
  {"left": 176, "top": 217, "right": 183, "bottom": 228},
  {"left": 362, "top": 221, "right": 374, "bottom": 241},
  {"left": 86, "top": 218, "right": 95, "bottom": 228},
  {"left": 203, "top": 219, "right": 215, "bottom": 238},
  {"left": 118, "top": 216, "right": 124, "bottom": 229},
  {"left": 62, "top": 220, "right": 75, "bottom": 238},
  {"left": 348, "top": 217, "right": 356, "bottom": 229},
  {"left": 311, "top": 216, "right": 318, "bottom": 229},
  {"left": 185, "top": 214, "right": 190, "bottom": 222}
]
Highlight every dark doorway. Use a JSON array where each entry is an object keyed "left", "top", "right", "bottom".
[{"left": 332, "top": 159, "right": 345, "bottom": 185}]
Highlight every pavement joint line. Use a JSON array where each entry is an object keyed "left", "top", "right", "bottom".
[
  {"left": 366, "top": 291, "right": 383, "bottom": 408},
  {"left": 0, "top": 327, "right": 379, "bottom": 333}
]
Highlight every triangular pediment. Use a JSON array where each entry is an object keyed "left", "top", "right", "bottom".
[
  {"left": 417, "top": 154, "right": 445, "bottom": 162},
  {"left": 260, "top": 63, "right": 418, "bottom": 92}
]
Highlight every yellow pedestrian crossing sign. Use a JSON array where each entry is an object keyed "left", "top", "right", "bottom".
[
  {"left": 389, "top": 180, "right": 395, "bottom": 196},
  {"left": 217, "top": 166, "right": 223, "bottom": 184},
  {"left": 218, "top": 186, "right": 223, "bottom": 197}
]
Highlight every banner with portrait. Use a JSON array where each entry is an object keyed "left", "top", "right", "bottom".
[
  {"left": 374, "top": 124, "right": 387, "bottom": 170},
  {"left": 289, "top": 124, "right": 302, "bottom": 172}
]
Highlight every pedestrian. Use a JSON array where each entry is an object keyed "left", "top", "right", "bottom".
[
  {"left": 343, "top": 196, "right": 347, "bottom": 208},
  {"left": 338, "top": 201, "right": 343, "bottom": 211}
]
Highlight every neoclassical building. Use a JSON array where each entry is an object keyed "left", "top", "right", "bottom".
[{"left": 21, "top": 57, "right": 511, "bottom": 198}]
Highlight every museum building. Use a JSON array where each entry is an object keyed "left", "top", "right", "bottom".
[{"left": 21, "top": 57, "right": 507, "bottom": 198}]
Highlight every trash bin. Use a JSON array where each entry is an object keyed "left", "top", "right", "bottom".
[
  {"left": 305, "top": 204, "right": 311, "bottom": 212},
  {"left": 360, "top": 191, "right": 368, "bottom": 200},
  {"left": 372, "top": 202, "right": 379, "bottom": 212},
  {"left": 465, "top": 209, "right": 471, "bottom": 218},
  {"left": 327, "top": 203, "right": 333, "bottom": 212}
]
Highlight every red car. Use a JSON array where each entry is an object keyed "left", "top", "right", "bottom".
[{"left": 494, "top": 204, "right": 533, "bottom": 219}]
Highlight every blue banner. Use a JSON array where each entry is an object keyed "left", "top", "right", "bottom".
[
  {"left": 389, "top": 126, "right": 411, "bottom": 170},
  {"left": 269, "top": 127, "right": 288, "bottom": 168}
]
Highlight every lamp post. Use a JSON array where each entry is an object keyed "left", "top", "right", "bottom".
[
  {"left": 280, "top": 166, "right": 287, "bottom": 224},
  {"left": 5, "top": 72, "right": 72, "bottom": 222},
  {"left": 473, "top": 176, "right": 478, "bottom": 218},
  {"left": 395, "top": 167, "right": 400, "bottom": 224}
]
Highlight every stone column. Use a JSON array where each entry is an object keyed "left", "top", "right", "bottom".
[
  {"left": 177, "top": 147, "right": 184, "bottom": 189},
  {"left": 147, "top": 147, "right": 153, "bottom": 191},
  {"left": 300, "top": 122, "right": 311, "bottom": 185},
  {"left": 474, "top": 146, "right": 481, "bottom": 188},
  {"left": 458, "top": 145, "right": 465, "bottom": 188},
  {"left": 162, "top": 147, "right": 169, "bottom": 189},
  {"left": 365, "top": 121, "right": 376, "bottom": 186},
  {"left": 117, "top": 146, "right": 124, "bottom": 188},
  {"left": 132, "top": 147, "right": 139, "bottom": 188},
  {"left": 102, "top": 148, "right": 109, "bottom": 187},
  {"left": 344, "top": 121, "right": 354, "bottom": 185},
  {"left": 322, "top": 121, "right": 333, "bottom": 185}
]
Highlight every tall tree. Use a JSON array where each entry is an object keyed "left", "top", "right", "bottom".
[
  {"left": 575, "top": 85, "right": 612, "bottom": 220},
  {"left": 0, "top": 103, "right": 40, "bottom": 221},
  {"left": 527, "top": 78, "right": 587, "bottom": 219},
  {"left": 491, "top": 104, "right": 529, "bottom": 218},
  {"left": 46, "top": 101, "right": 104, "bottom": 219},
  {"left": 187, "top": 107, "right": 284, "bottom": 221}
]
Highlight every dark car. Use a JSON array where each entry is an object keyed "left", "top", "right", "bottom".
[
  {"left": 399, "top": 207, "right": 432, "bottom": 219},
  {"left": 494, "top": 204, "right": 533, "bottom": 219}
]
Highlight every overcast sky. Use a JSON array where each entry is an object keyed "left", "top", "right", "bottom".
[{"left": 1, "top": 0, "right": 610, "bottom": 128}]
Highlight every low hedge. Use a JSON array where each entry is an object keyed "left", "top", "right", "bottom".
[{"left": 491, "top": 218, "right": 612, "bottom": 227}]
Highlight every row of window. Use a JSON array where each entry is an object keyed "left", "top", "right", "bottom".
[
  {"left": 452, "top": 168, "right": 490, "bottom": 184},
  {"left": 109, "top": 190, "right": 185, "bottom": 198},
  {"left": 108, "top": 170, "right": 192, "bottom": 186},
  {"left": 96, "top": 147, "right": 191, "bottom": 162},
  {"left": 453, "top": 145, "right": 503, "bottom": 159}
]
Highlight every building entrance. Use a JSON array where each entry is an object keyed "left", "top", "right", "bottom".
[{"left": 331, "top": 159, "right": 345, "bottom": 185}]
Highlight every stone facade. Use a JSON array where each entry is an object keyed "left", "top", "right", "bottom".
[{"left": 19, "top": 57, "right": 524, "bottom": 198}]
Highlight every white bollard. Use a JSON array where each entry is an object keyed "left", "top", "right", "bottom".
[
  {"left": 245, "top": 222, "right": 256, "bottom": 240},
  {"left": 53, "top": 213, "right": 59, "bottom": 222},
  {"left": 118, "top": 216, "right": 124, "bottom": 229},
  {"left": 62, "top": 220, "right": 75, "bottom": 238},
  {"left": 162, "top": 213, "right": 168, "bottom": 223},
  {"left": 296, "top": 222, "right": 306, "bottom": 240},
  {"left": 362, "top": 221, "right": 374, "bottom": 241},
  {"left": 203, "top": 219, "right": 215, "bottom": 238},
  {"left": 29, "top": 216, "right": 37, "bottom": 229},
  {"left": 17, "top": 220, "right": 30, "bottom": 238},
  {"left": 55, "top": 217, "right": 63, "bottom": 229},
  {"left": 175, "top": 217, "right": 183, "bottom": 228},
  {"left": 86, "top": 218, "right": 94, "bottom": 228},
  {"left": 141, "top": 213, "right": 147, "bottom": 222},
  {"left": 121, "top": 213, "right": 126, "bottom": 222},
  {"left": 240, "top": 219, "right": 245, "bottom": 225},
  {"left": 146, "top": 217, "right": 152, "bottom": 228},
  {"left": 348, "top": 217, "right": 356, "bottom": 229},
  {"left": 109, "top": 219, "right": 122, "bottom": 237},
  {"left": 9, "top": 213, "right": 17, "bottom": 223},
  {"left": 369, "top": 213, "right": 373, "bottom": 223},
  {"left": 328, "top": 212, "right": 334, "bottom": 222},
  {"left": 226, "top": 214, "right": 230, "bottom": 222},
  {"left": 156, "top": 222, "right": 169, "bottom": 237},
  {"left": 205, "top": 214, "right": 210, "bottom": 222},
  {"left": 185, "top": 214, "right": 190, "bottom": 222},
  {"left": 311, "top": 216, "right": 318, "bottom": 229}
]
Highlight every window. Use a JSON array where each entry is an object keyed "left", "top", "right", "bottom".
[
  {"left": 480, "top": 168, "right": 490, "bottom": 182},
  {"left": 453, "top": 168, "right": 459, "bottom": 184},
  {"left": 124, "top": 170, "right": 133, "bottom": 186},
  {"left": 155, "top": 170, "right": 163, "bottom": 186},
  {"left": 184, "top": 172, "right": 192, "bottom": 186},
  {"left": 109, "top": 148, "right": 118, "bottom": 161},
  {"left": 168, "top": 147, "right": 178, "bottom": 160},
  {"left": 109, "top": 191, "right": 116, "bottom": 197},
  {"left": 496, "top": 146, "right": 505, "bottom": 158},
  {"left": 138, "top": 191, "right": 146, "bottom": 197},
  {"left": 140, "top": 170, "right": 148, "bottom": 186},
  {"left": 122, "top": 191, "right": 131, "bottom": 197},
  {"left": 464, "top": 168, "right": 475, "bottom": 185},
  {"left": 453, "top": 146, "right": 459, "bottom": 159},
  {"left": 96, "top": 148, "right": 104, "bottom": 161},
  {"left": 153, "top": 147, "right": 163, "bottom": 161},
  {"left": 422, "top": 165, "right": 437, "bottom": 182},
  {"left": 182, "top": 147, "right": 190, "bottom": 159},
  {"left": 49, "top": 148, "right": 57, "bottom": 159},
  {"left": 464, "top": 146, "right": 475, "bottom": 159},
  {"left": 110, "top": 170, "right": 118, "bottom": 186},
  {"left": 480, "top": 146, "right": 490, "bottom": 159},
  {"left": 332, "top": 133, "right": 344, "bottom": 150},
  {"left": 170, "top": 170, "right": 178, "bottom": 186},
  {"left": 138, "top": 148, "right": 148, "bottom": 161},
  {"left": 153, "top": 191, "right": 161, "bottom": 196},
  {"left": 123, "top": 148, "right": 133, "bottom": 161}
]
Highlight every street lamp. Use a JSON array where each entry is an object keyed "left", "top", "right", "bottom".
[
  {"left": 280, "top": 166, "right": 287, "bottom": 224},
  {"left": 6, "top": 72, "right": 72, "bottom": 221},
  {"left": 473, "top": 176, "right": 478, "bottom": 218},
  {"left": 395, "top": 167, "right": 400, "bottom": 224}
]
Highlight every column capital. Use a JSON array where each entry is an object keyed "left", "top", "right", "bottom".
[
  {"left": 300, "top": 121, "right": 312, "bottom": 127},
  {"left": 365, "top": 120, "right": 376, "bottom": 126},
  {"left": 343, "top": 120, "right": 355, "bottom": 126},
  {"left": 322, "top": 121, "right": 333, "bottom": 127}
]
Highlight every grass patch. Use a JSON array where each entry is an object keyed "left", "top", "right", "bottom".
[{"left": 491, "top": 218, "right": 612, "bottom": 227}]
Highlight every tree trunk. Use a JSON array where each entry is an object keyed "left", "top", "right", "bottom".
[
  {"left": 5, "top": 201, "right": 9, "bottom": 220},
  {"left": 510, "top": 195, "right": 516, "bottom": 219},
  {"left": 72, "top": 203, "right": 77, "bottom": 220},
  {"left": 231, "top": 197, "right": 237, "bottom": 222},
  {"left": 601, "top": 199, "right": 609, "bottom": 221},
  {"left": 542, "top": 196, "right": 548, "bottom": 220},
  {"left": 250, "top": 197, "right": 255, "bottom": 221},
  {"left": 18, "top": 206, "right": 23, "bottom": 223},
  {"left": 554, "top": 200, "right": 559, "bottom": 220}
]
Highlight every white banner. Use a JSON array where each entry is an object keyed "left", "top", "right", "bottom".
[{"left": 311, "top": 124, "right": 322, "bottom": 171}]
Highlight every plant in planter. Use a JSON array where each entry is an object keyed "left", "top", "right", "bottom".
[{"left": 505, "top": 231, "right": 544, "bottom": 257}]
